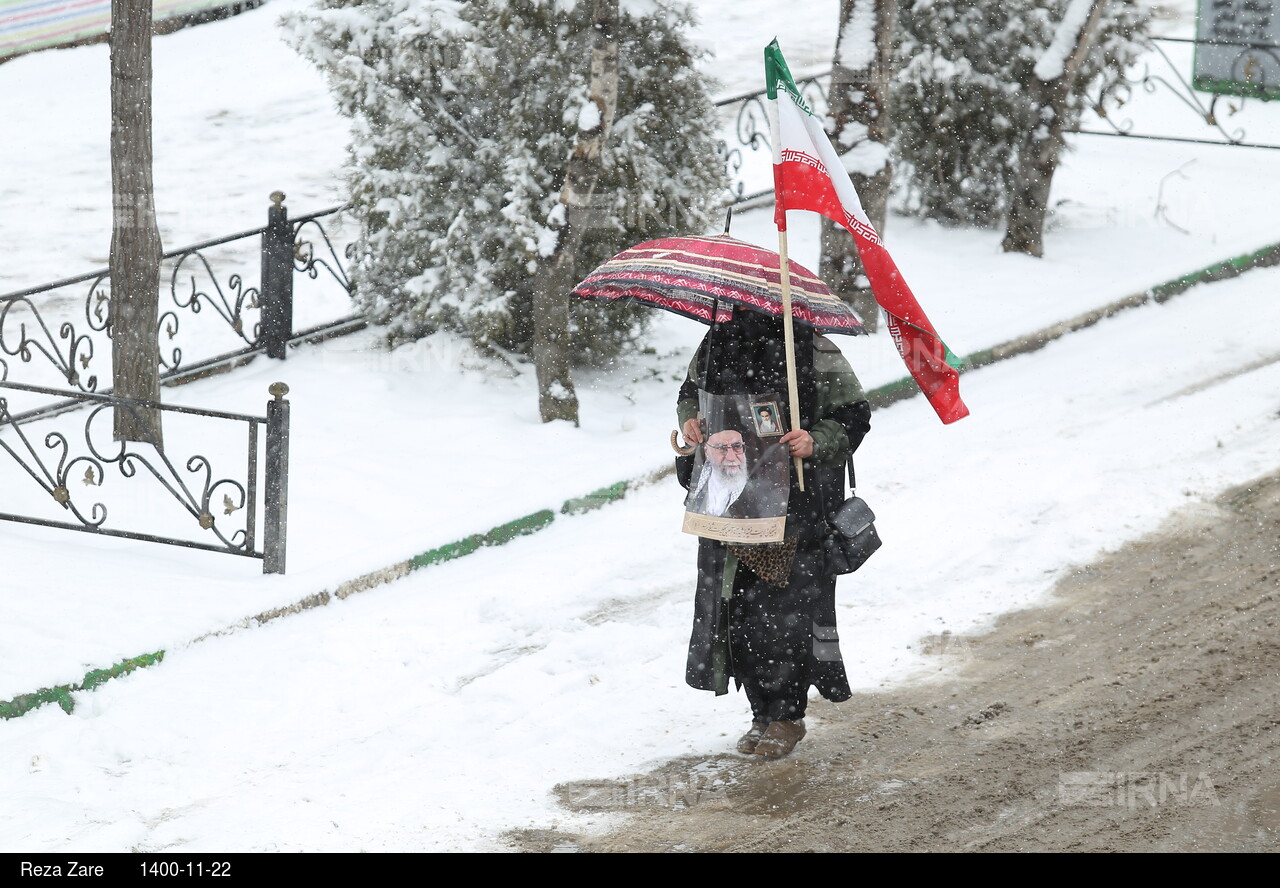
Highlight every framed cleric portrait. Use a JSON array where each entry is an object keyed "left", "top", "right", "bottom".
[
  {"left": 683, "top": 392, "right": 789, "bottom": 544},
  {"left": 750, "top": 400, "right": 783, "bottom": 437}
]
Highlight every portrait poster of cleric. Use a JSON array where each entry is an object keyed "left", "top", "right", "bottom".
[{"left": 682, "top": 391, "right": 790, "bottom": 543}]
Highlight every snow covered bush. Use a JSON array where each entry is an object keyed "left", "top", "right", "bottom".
[
  {"left": 283, "top": 0, "right": 727, "bottom": 361},
  {"left": 890, "top": 0, "right": 1149, "bottom": 227}
]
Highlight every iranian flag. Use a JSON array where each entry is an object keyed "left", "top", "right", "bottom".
[{"left": 765, "top": 40, "right": 969, "bottom": 425}]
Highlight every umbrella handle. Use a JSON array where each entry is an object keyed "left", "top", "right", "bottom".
[{"left": 670, "top": 430, "right": 696, "bottom": 456}]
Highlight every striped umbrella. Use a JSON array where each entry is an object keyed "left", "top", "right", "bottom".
[{"left": 570, "top": 234, "right": 865, "bottom": 335}]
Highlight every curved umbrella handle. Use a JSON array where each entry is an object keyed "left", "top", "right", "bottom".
[{"left": 670, "top": 430, "right": 696, "bottom": 456}]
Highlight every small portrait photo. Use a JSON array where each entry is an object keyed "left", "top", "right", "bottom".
[{"left": 751, "top": 400, "right": 783, "bottom": 437}]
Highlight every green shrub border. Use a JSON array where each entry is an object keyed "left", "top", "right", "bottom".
[{"left": 0, "top": 651, "right": 165, "bottom": 720}]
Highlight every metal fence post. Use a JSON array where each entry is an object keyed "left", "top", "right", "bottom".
[
  {"left": 263, "top": 381, "right": 290, "bottom": 574},
  {"left": 261, "top": 191, "right": 294, "bottom": 360}
]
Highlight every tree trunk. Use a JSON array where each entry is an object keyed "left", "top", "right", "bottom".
[
  {"left": 1002, "top": 0, "right": 1107, "bottom": 257},
  {"left": 1000, "top": 76, "right": 1064, "bottom": 258},
  {"left": 530, "top": 0, "right": 618, "bottom": 425},
  {"left": 109, "top": 0, "right": 164, "bottom": 446},
  {"left": 819, "top": 0, "right": 897, "bottom": 334}
]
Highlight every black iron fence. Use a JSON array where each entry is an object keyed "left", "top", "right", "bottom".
[
  {"left": 711, "top": 36, "right": 1280, "bottom": 202},
  {"left": 0, "top": 192, "right": 356, "bottom": 412},
  {"left": 0, "top": 379, "right": 290, "bottom": 573},
  {"left": 0, "top": 192, "right": 342, "bottom": 572},
  {"left": 715, "top": 72, "right": 830, "bottom": 206},
  {"left": 1077, "top": 36, "right": 1280, "bottom": 149}
]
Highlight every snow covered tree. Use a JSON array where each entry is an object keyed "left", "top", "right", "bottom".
[
  {"left": 890, "top": 0, "right": 1148, "bottom": 229},
  {"left": 529, "top": 0, "right": 617, "bottom": 425},
  {"left": 284, "top": 0, "right": 727, "bottom": 363},
  {"left": 1002, "top": 0, "right": 1108, "bottom": 256}
]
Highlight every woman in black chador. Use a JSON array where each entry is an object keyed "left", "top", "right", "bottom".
[{"left": 677, "top": 307, "right": 870, "bottom": 758}]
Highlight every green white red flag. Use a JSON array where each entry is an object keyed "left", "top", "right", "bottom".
[{"left": 765, "top": 40, "right": 969, "bottom": 425}]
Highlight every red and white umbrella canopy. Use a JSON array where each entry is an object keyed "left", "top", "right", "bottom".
[{"left": 571, "top": 234, "right": 865, "bottom": 335}]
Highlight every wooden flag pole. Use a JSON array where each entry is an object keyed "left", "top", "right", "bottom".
[{"left": 777, "top": 228, "right": 805, "bottom": 491}]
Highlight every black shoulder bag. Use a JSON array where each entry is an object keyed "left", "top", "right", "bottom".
[{"left": 821, "top": 457, "right": 881, "bottom": 576}]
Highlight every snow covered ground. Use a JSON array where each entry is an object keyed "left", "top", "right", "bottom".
[{"left": 3, "top": 0, "right": 1280, "bottom": 854}]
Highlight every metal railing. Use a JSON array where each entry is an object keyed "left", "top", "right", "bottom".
[
  {"left": 715, "top": 72, "right": 830, "bottom": 205},
  {"left": 0, "top": 192, "right": 340, "bottom": 571},
  {"left": 0, "top": 379, "right": 291, "bottom": 573},
  {"left": 710, "top": 36, "right": 1280, "bottom": 204},
  {"left": 1077, "top": 36, "right": 1280, "bottom": 149},
  {"left": 0, "top": 193, "right": 356, "bottom": 421}
]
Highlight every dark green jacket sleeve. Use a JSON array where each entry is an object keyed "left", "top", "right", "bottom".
[{"left": 808, "top": 334, "right": 869, "bottom": 467}]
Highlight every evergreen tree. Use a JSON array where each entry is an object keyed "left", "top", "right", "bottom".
[
  {"left": 890, "top": 0, "right": 1148, "bottom": 228},
  {"left": 284, "top": 0, "right": 727, "bottom": 362}
]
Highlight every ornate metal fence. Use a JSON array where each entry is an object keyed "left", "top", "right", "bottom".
[
  {"left": 0, "top": 192, "right": 356, "bottom": 415},
  {"left": 711, "top": 36, "right": 1280, "bottom": 203},
  {"left": 0, "top": 379, "right": 290, "bottom": 572},
  {"left": 1077, "top": 36, "right": 1280, "bottom": 149},
  {"left": 715, "top": 72, "right": 830, "bottom": 205},
  {"left": 0, "top": 192, "right": 341, "bottom": 571}
]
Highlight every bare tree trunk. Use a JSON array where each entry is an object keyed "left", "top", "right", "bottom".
[
  {"left": 819, "top": 0, "right": 897, "bottom": 333},
  {"left": 109, "top": 0, "right": 163, "bottom": 445},
  {"left": 530, "top": 0, "right": 618, "bottom": 425},
  {"left": 1002, "top": 0, "right": 1106, "bottom": 257}
]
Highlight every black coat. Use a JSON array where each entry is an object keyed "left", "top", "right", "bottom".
[{"left": 677, "top": 312, "right": 871, "bottom": 708}]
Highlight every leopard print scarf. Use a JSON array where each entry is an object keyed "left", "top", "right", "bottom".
[{"left": 729, "top": 535, "right": 799, "bottom": 589}]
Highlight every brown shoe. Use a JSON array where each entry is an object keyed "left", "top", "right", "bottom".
[
  {"left": 753, "top": 718, "right": 806, "bottom": 758},
  {"left": 736, "top": 721, "right": 768, "bottom": 754}
]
